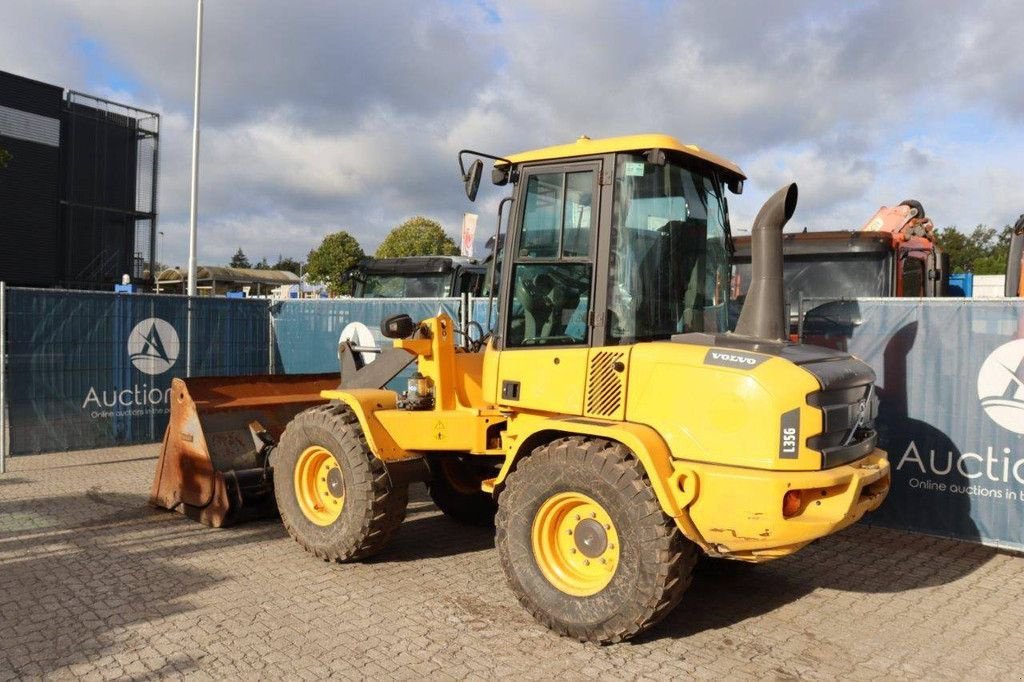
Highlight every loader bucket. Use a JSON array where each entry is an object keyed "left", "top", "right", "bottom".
[{"left": 149, "top": 373, "right": 338, "bottom": 528}]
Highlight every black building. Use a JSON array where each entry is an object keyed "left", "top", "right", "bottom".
[{"left": 0, "top": 70, "right": 158, "bottom": 289}]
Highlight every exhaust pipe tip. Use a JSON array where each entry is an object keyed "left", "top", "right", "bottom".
[
  {"left": 781, "top": 183, "right": 798, "bottom": 223},
  {"left": 733, "top": 183, "right": 799, "bottom": 343}
]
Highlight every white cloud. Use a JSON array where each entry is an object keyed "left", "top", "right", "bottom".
[{"left": 2, "top": 0, "right": 1023, "bottom": 266}]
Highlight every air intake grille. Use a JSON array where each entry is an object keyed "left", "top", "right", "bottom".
[
  {"left": 586, "top": 351, "right": 625, "bottom": 417},
  {"left": 807, "top": 383, "right": 878, "bottom": 468}
]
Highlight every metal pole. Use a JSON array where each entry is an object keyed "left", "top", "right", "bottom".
[
  {"left": 186, "top": 297, "right": 193, "bottom": 378},
  {"left": 268, "top": 303, "right": 276, "bottom": 374},
  {"left": 186, "top": 0, "right": 204, "bottom": 297},
  {"left": 1, "top": 281, "right": 7, "bottom": 474}
]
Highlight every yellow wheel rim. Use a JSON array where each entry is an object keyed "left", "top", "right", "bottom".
[
  {"left": 294, "top": 446, "right": 345, "bottom": 526},
  {"left": 531, "top": 492, "right": 620, "bottom": 597}
]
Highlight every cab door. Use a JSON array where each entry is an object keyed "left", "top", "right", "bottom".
[{"left": 493, "top": 161, "right": 601, "bottom": 415}]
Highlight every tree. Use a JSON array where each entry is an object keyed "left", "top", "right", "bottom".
[
  {"left": 375, "top": 216, "right": 459, "bottom": 258},
  {"left": 229, "top": 248, "right": 252, "bottom": 269},
  {"left": 0, "top": 146, "right": 10, "bottom": 169},
  {"left": 253, "top": 257, "right": 271, "bottom": 270},
  {"left": 272, "top": 256, "right": 302, "bottom": 276},
  {"left": 306, "top": 231, "right": 365, "bottom": 296},
  {"left": 935, "top": 224, "right": 1012, "bottom": 275}
]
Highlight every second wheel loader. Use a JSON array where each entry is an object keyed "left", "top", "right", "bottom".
[{"left": 151, "top": 133, "right": 890, "bottom": 643}]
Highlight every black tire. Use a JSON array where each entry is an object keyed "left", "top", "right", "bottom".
[
  {"left": 899, "top": 199, "right": 925, "bottom": 220},
  {"left": 425, "top": 457, "right": 498, "bottom": 526},
  {"left": 272, "top": 403, "right": 407, "bottom": 561},
  {"left": 495, "top": 436, "right": 698, "bottom": 643}
]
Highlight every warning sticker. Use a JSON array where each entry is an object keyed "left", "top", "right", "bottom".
[{"left": 624, "top": 162, "right": 645, "bottom": 177}]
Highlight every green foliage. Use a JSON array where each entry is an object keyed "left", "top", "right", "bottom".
[
  {"left": 935, "top": 224, "right": 1012, "bottom": 275},
  {"left": 229, "top": 248, "right": 252, "bottom": 269},
  {"left": 0, "top": 146, "right": 10, "bottom": 169},
  {"left": 375, "top": 216, "right": 459, "bottom": 258},
  {"left": 306, "top": 231, "right": 365, "bottom": 296},
  {"left": 247, "top": 255, "right": 302, "bottom": 274},
  {"left": 272, "top": 256, "right": 302, "bottom": 276}
]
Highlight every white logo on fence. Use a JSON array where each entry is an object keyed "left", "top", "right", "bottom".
[
  {"left": 978, "top": 339, "right": 1024, "bottom": 434},
  {"left": 128, "top": 318, "right": 179, "bottom": 375}
]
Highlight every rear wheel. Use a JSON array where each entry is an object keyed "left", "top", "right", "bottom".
[
  {"left": 426, "top": 457, "right": 498, "bottom": 526},
  {"left": 273, "top": 404, "right": 407, "bottom": 561},
  {"left": 496, "top": 436, "right": 698, "bottom": 643}
]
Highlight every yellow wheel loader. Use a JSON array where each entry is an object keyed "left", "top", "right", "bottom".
[{"left": 150, "top": 133, "right": 890, "bottom": 643}]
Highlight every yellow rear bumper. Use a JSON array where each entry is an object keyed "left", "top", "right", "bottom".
[{"left": 683, "top": 449, "right": 890, "bottom": 562}]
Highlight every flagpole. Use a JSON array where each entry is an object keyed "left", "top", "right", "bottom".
[{"left": 186, "top": 0, "right": 204, "bottom": 297}]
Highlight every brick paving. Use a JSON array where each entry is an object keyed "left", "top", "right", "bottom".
[{"left": 1, "top": 445, "right": 1023, "bottom": 680}]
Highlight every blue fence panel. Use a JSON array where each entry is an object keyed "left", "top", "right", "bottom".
[
  {"left": 271, "top": 298, "right": 460, "bottom": 374},
  {"left": 9, "top": 286, "right": 1021, "bottom": 552},
  {"left": 188, "top": 297, "right": 271, "bottom": 377},
  {"left": 807, "top": 298, "right": 1024, "bottom": 550},
  {"left": 5, "top": 289, "right": 190, "bottom": 454}
]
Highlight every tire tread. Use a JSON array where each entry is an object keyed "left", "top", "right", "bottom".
[
  {"left": 495, "top": 435, "right": 698, "bottom": 643},
  {"left": 275, "top": 403, "right": 407, "bottom": 562}
]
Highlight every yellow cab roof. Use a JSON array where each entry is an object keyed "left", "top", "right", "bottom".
[{"left": 502, "top": 133, "right": 745, "bottom": 180}]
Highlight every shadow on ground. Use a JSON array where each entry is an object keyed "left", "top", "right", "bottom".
[
  {"left": 0, "top": 474, "right": 1003, "bottom": 674},
  {"left": 370, "top": 487, "right": 495, "bottom": 562},
  {"left": 640, "top": 525, "right": 999, "bottom": 643},
  {"left": 0, "top": 490, "right": 282, "bottom": 677}
]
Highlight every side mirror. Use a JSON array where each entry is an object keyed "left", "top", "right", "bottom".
[
  {"left": 381, "top": 313, "right": 416, "bottom": 339},
  {"left": 464, "top": 159, "right": 483, "bottom": 202}
]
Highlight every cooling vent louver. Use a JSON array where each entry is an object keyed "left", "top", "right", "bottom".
[{"left": 586, "top": 351, "right": 625, "bottom": 418}]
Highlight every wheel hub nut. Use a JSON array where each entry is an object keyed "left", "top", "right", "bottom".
[
  {"left": 573, "top": 518, "right": 608, "bottom": 558},
  {"left": 326, "top": 467, "right": 344, "bottom": 498}
]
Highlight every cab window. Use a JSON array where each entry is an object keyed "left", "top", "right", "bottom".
[
  {"left": 607, "top": 154, "right": 730, "bottom": 343},
  {"left": 507, "top": 168, "right": 595, "bottom": 347}
]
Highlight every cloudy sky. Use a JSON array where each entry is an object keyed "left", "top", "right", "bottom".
[{"left": 2, "top": 0, "right": 1022, "bottom": 267}]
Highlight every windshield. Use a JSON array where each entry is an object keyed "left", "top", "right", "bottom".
[
  {"left": 359, "top": 273, "right": 449, "bottom": 298},
  {"left": 607, "top": 154, "right": 731, "bottom": 343},
  {"left": 732, "top": 254, "right": 890, "bottom": 308}
]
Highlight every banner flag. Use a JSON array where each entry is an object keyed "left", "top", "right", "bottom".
[{"left": 461, "top": 213, "right": 478, "bottom": 257}]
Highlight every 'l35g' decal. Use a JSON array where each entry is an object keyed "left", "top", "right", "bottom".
[{"left": 779, "top": 408, "right": 800, "bottom": 459}]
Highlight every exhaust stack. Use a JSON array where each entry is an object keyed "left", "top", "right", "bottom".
[
  {"left": 1005, "top": 214, "right": 1024, "bottom": 297},
  {"left": 734, "top": 183, "right": 799, "bottom": 343}
]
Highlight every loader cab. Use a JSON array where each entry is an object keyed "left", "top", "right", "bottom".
[
  {"left": 475, "top": 134, "right": 745, "bottom": 411},
  {"left": 496, "top": 148, "right": 737, "bottom": 349}
]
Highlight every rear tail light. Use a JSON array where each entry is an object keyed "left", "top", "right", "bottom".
[{"left": 782, "top": 490, "right": 803, "bottom": 517}]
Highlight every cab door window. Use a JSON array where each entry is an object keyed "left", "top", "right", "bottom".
[{"left": 507, "top": 168, "right": 595, "bottom": 347}]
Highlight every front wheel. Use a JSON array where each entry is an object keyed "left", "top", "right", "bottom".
[
  {"left": 273, "top": 404, "right": 408, "bottom": 562},
  {"left": 495, "top": 436, "right": 698, "bottom": 643}
]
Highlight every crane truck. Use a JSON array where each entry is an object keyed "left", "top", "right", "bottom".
[{"left": 731, "top": 200, "right": 950, "bottom": 339}]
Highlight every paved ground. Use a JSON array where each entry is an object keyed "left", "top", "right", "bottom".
[{"left": 1, "top": 446, "right": 1023, "bottom": 680}]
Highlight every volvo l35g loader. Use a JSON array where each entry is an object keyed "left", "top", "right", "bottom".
[{"left": 151, "top": 134, "right": 890, "bottom": 643}]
